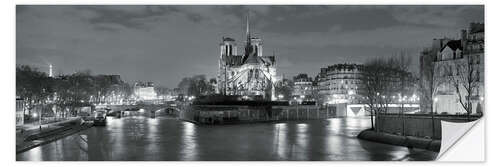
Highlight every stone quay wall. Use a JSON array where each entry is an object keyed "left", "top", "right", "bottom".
[
  {"left": 179, "top": 105, "right": 340, "bottom": 124},
  {"left": 376, "top": 113, "right": 482, "bottom": 139}
]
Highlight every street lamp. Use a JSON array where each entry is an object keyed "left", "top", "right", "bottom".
[
  {"left": 38, "top": 109, "right": 41, "bottom": 130},
  {"left": 433, "top": 97, "right": 439, "bottom": 114}
]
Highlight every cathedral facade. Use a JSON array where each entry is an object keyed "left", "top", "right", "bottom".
[{"left": 216, "top": 16, "right": 277, "bottom": 100}]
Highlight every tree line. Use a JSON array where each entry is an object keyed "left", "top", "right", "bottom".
[{"left": 16, "top": 65, "right": 132, "bottom": 118}]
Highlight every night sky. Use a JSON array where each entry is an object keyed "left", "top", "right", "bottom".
[{"left": 16, "top": 5, "right": 484, "bottom": 88}]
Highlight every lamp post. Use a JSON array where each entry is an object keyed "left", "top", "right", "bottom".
[
  {"left": 431, "top": 97, "right": 438, "bottom": 139},
  {"left": 39, "top": 108, "right": 42, "bottom": 131},
  {"left": 433, "top": 97, "right": 438, "bottom": 113}
]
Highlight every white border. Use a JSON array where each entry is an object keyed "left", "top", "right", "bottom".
[
  {"left": 3, "top": 0, "right": 496, "bottom": 166},
  {"left": 11, "top": 0, "right": 486, "bottom": 5}
]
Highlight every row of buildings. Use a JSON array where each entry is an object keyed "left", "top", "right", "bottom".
[
  {"left": 213, "top": 15, "right": 484, "bottom": 115},
  {"left": 419, "top": 22, "right": 484, "bottom": 115},
  {"left": 214, "top": 15, "right": 363, "bottom": 104},
  {"left": 287, "top": 63, "right": 364, "bottom": 105},
  {"left": 288, "top": 22, "right": 484, "bottom": 115},
  {"left": 214, "top": 14, "right": 364, "bottom": 104}
]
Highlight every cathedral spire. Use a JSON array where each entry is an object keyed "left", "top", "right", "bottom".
[{"left": 246, "top": 12, "right": 251, "bottom": 45}]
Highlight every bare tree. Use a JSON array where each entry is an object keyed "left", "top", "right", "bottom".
[
  {"left": 419, "top": 48, "right": 446, "bottom": 139},
  {"left": 360, "top": 55, "right": 416, "bottom": 132},
  {"left": 16, "top": 65, "right": 54, "bottom": 119},
  {"left": 359, "top": 58, "right": 393, "bottom": 131},
  {"left": 177, "top": 75, "right": 214, "bottom": 97},
  {"left": 390, "top": 52, "right": 415, "bottom": 136},
  {"left": 447, "top": 55, "right": 482, "bottom": 120}
]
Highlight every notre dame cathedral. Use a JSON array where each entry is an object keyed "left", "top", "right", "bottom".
[{"left": 216, "top": 15, "right": 277, "bottom": 100}]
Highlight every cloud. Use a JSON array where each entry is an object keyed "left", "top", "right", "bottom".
[
  {"left": 390, "top": 5, "right": 484, "bottom": 27},
  {"left": 75, "top": 6, "right": 211, "bottom": 31},
  {"left": 16, "top": 5, "right": 484, "bottom": 87},
  {"left": 75, "top": 6, "right": 175, "bottom": 30}
]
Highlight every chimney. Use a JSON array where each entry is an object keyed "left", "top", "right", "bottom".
[
  {"left": 432, "top": 38, "right": 440, "bottom": 51},
  {"left": 460, "top": 29, "right": 467, "bottom": 41},
  {"left": 461, "top": 29, "right": 467, "bottom": 52}
]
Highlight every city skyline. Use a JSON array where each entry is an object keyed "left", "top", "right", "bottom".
[{"left": 16, "top": 5, "right": 484, "bottom": 88}]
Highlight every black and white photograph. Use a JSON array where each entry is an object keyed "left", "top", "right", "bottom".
[{"left": 14, "top": 4, "right": 485, "bottom": 161}]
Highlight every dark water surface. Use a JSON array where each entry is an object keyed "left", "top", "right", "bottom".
[{"left": 16, "top": 116, "right": 437, "bottom": 161}]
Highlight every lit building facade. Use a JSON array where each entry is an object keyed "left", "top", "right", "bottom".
[
  {"left": 420, "top": 23, "right": 484, "bottom": 115},
  {"left": 134, "top": 81, "right": 158, "bottom": 101},
  {"left": 16, "top": 97, "right": 24, "bottom": 126},
  {"left": 216, "top": 15, "right": 277, "bottom": 100},
  {"left": 291, "top": 74, "right": 314, "bottom": 102},
  {"left": 316, "top": 63, "right": 364, "bottom": 105}
]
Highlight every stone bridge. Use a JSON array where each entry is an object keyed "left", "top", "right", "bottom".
[{"left": 103, "top": 102, "right": 185, "bottom": 117}]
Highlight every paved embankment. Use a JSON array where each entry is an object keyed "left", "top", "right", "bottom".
[
  {"left": 357, "top": 129, "right": 441, "bottom": 152},
  {"left": 16, "top": 118, "right": 93, "bottom": 154}
]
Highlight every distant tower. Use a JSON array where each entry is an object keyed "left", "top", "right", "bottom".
[{"left": 49, "top": 64, "right": 53, "bottom": 77}]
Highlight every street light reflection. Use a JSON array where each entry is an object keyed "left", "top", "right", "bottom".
[
  {"left": 274, "top": 123, "right": 288, "bottom": 159},
  {"left": 180, "top": 122, "right": 198, "bottom": 160},
  {"left": 26, "top": 145, "right": 42, "bottom": 161},
  {"left": 294, "top": 123, "right": 309, "bottom": 160},
  {"left": 146, "top": 118, "right": 159, "bottom": 157}
]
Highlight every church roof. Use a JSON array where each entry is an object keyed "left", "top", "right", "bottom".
[
  {"left": 441, "top": 40, "right": 462, "bottom": 52},
  {"left": 223, "top": 37, "right": 235, "bottom": 42},
  {"left": 243, "top": 54, "right": 262, "bottom": 65}
]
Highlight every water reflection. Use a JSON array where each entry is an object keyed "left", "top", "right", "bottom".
[
  {"left": 143, "top": 118, "right": 159, "bottom": 160},
  {"left": 180, "top": 122, "right": 198, "bottom": 160},
  {"left": 108, "top": 117, "right": 125, "bottom": 160},
  {"left": 26, "top": 145, "right": 42, "bottom": 161},
  {"left": 293, "top": 123, "right": 309, "bottom": 160},
  {"left": 274, "top": 123, "right": 288, "bottom": 159},
  {"left": 17, "top": 116, "right": 437, "bottom": 161}
]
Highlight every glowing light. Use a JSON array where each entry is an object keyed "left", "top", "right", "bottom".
[{"left": 433, "top": 97, "right": 438, "bottom": 102}]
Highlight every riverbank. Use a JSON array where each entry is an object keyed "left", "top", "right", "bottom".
[
  {"left": 357, "top": 129, "right": 441, "bottom": 152},
  {"left": 18, "top": 117, "right": 437, "bottom": 161},
  {"left": 16, "top": 118, "right": 94, "bottom": 154}
]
